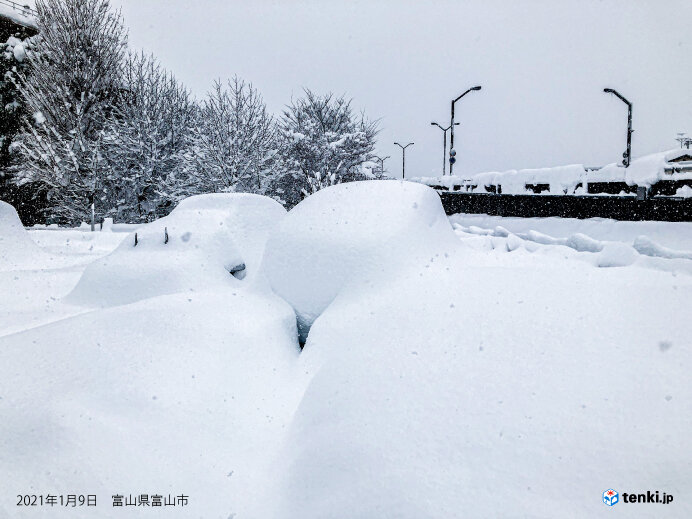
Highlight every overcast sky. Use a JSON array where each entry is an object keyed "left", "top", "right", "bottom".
[{"left": 111, "top": 0, "right": 691, "bottom": 178}]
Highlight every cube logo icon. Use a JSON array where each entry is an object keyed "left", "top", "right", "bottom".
[{"left": 603, "top": 489, "right": 619, "bottom": 506}]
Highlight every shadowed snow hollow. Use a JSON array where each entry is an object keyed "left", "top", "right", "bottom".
[
  {"left": 261, "top": 180, "right": 460, "bottom": 340},
  {"left": 68, "top": 193, "right": 286, "bottom": 306}
]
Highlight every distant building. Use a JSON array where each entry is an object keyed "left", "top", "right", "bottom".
[{"left": 665, "top": 152, "right": 692, "bottom": 174}]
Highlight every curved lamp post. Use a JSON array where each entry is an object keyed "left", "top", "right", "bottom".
[
  {"left": 604, "top": 88, "right": 633, "bottom": 167},
  {"left": 449, "top": 85, "right": 481, "bottom": 175}
]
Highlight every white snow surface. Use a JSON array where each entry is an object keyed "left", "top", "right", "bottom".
[
  {"left": 676, "top": 185, "right": 692, "bottom": 198},
  {"left": 471, "top": 163, "right": 586, "bottom": 194},
  {"left": 590, "top": 148, "right": 689, "bottom": 185},
  {"left": 1, "top": 184, "right": 691, "bottom": 518},
  {"left": 0, "top": 200, "right": 49, "bottom": 269},
  {"left": 68, "top": 193, "right": 286, "bottom": 307},
  {"left": 262, "top": 180, "right": 459, "bottom": 337}
]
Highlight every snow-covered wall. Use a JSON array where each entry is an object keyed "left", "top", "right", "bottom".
[{"left": 412, "top": 149, "right": 692, "bottom": 194}]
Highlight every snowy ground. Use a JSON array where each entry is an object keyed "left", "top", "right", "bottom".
[{"left": 1, "top": 186, "right": 690, "bottom": 518}]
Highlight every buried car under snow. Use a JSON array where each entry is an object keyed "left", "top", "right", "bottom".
[{"left": 67, "top": 193, "right": 286, "bottom": 307}]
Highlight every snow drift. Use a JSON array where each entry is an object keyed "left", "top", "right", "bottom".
[
  {"left": 261, "top": 180, "right": 460, "bottom": 341},
  {"left": 2, "top": 184, "right": 690, "bottom": 518},
  {"left": 254, "top": 183, "right": 691, "bottom": 518},
  {"left": 68, "top": 193, "right": 286, "bottom": 307},
  {"left": 0, "top": 200, "right": 47, "bottom": 270}
]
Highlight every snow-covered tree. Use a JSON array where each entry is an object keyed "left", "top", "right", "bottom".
[
  {"left": 0, "top": 35, "right": 48, "bottom": 224},
  {"left": 103, "top": 53, "right": 195, "bottom": 222},
  {"left": 0, "top": 36, "right": 31, "bottom": 173},
  {"left": 12, "top": 0, "right": 127, "bottom": 226},
  {"left": 181, "top": 77, "right": 275, "bottom": 197},
  {"left": 275, "top": 89, "right": 378, "bottom": 201}
]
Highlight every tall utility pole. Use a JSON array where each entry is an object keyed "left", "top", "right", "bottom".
[
  {"left": 372, "top": 155, "right": 390, "bottom": 177},
  {"left": 394, "top": 142, "right": 414, "bottom": 179},
  {"left": 449, "top": 85, "right": 481, "bottom": 175},
  {"left": 603, "top": 88, "right": 633, "bottom": 167},
  {"left": 431, "top": 122, "right": 459, "bottom": 176}
]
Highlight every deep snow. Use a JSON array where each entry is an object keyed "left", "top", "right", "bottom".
[
  {"left": 1, "top": 182, "right": 691, "bottom": 518},
  {"left": 68, "top": 193, "right": 286, "bottom": 307},
  {"left": 262, "top": 181, "right": 459, "bottom": 341}
]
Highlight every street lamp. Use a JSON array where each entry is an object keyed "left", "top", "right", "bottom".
[
  {"left": 450, "top": 85, "right": 481, "bottom": 175},
  {"left": 372, "top": 155, "right": 390, "bottom": 177},
  {"left": 431, "top": 122, "right": 459, "bottom": 176},
  {"left": 675, "top": 133, "right": 691, "bottom": 150},
  {"left": 394, "top": 142, "right": 414, "bottom": 179},
  {"left": 603, "top": 88, "right": 633, "bottom": 168}
]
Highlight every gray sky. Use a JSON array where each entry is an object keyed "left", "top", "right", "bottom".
[{"left": 112, "top": 0, "right": 691, "bottom": 178}]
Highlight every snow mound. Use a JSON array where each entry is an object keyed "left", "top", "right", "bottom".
[
  {"left": 0, "top": 289, "right": 303, "bottom": 519},
  {"left": 68, "top": 193, "right": 286, "bottom": 307},
  {"left": 596, "top": 241, "right": 638, "bottom": 268},
  {"left": 675, "top": 185, "right": 692, "bottom": 198},
  {"left": 633, "top": 235, "right": 692, "bottom": 260},
  {"left": 565, "top": 232, "right": 604, "bottom": 253},
  {"left": 259, "top": 215, "right": 692, "bottom": 518},
  {"left": 0, "top": 200, "right": 45, "bottom": 269},
  {"left": 262, "top": 180, "right": 460, "bottom": 340},
  {"left": 455, "top": 223, "right": 606, "bottom": 254},
  {"left": 259, "top": 211, "right": 692, "bottom": 518}
]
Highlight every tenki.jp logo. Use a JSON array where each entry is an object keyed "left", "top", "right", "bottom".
[
  {"left": 603, "top": 489, "right": 674, "bottom": 506},
  {"left": 603, "top": 489, "right": 619, "bottom": 506}
]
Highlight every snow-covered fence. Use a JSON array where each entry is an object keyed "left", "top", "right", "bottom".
[
  {"left": 413, "top": 149, "right": 692, "bottom": 198},
  {"left": 439, "top": 191, "right": 692, "bottom": 222},
  {"left": 414, "top": 149, "right": 692, "bottom": 221},
  {"left": 0, "top": 0, "right": 35, "bottom": 15},
  {"left": 0, "top": 0, "right": 37, "bottom": 28}
]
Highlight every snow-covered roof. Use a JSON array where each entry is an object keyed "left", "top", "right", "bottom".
[
  {"left": 0, "top": 0, "right": 37, "bottom": 30},
  {"left": 589, "top": 149, "right": 691, "bottom": 185}
]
